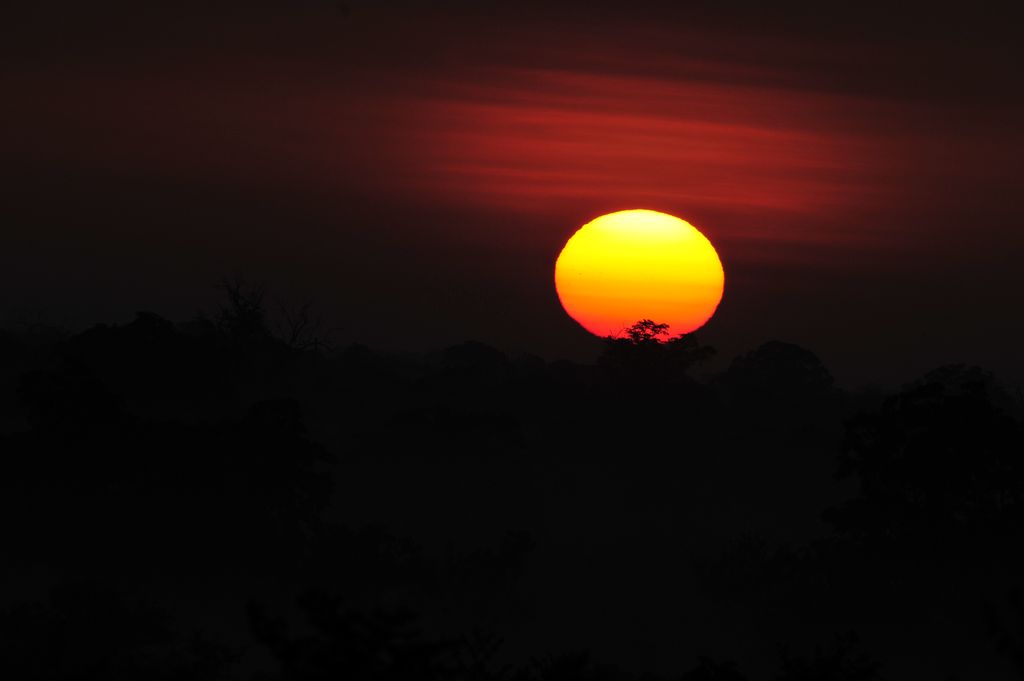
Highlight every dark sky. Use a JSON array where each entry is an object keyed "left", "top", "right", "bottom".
[{"left": 3, "top": 0, "right": 1023, "bottom": 386}]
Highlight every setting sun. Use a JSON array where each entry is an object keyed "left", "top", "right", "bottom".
[{"left": 554, "top": 209, "right": 725, "bottom": 338}]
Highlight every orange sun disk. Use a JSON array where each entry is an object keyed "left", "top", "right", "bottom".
[{"left": 554, "top": 209, "right": 724, "bottom": 338}]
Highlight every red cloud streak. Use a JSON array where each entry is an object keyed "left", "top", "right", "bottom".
[{"left": 392, "top": 68, "right": 884, "bottom": 218}]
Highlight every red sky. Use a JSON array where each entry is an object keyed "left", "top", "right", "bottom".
[{"left": 3, "top": 1, "right": 1023, "bottom": 385}]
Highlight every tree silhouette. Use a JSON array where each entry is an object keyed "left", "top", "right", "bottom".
[
  {"left": 276, "top": 299, "right": 336, "bottom": 353},
  {"left": 215, "top": 278, "right": 271, "bottom": 345},
  {"left": 599, "top": 319, "right": 715, "bottom": 383},
  {"left": 824, "top": 365, "right": 1024, "bottom": 553},
  {"left": 621, "top": 320, "right": 671, "bottom": 345},
  {"left": 717, "top": 341, "right": 835, "bottom": 413}
]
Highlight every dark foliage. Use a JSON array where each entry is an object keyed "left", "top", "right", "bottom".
[
  {"left": 1, "top": 295, "right": 1021, "bottom": 680},
  {"left": 681, "top": 657, "right": 748, "bottom": 681},
  {"left": 825, "top": 365, "right": 1024, "bottom": 553},
  {"left": 599, "top": 319, "right": 716, "bottom": 384},
  {"left": 0, "top": 583, "right": 235, "bottom": 680}
]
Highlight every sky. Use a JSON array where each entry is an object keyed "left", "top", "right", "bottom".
[{"left": 3, "top": 0, "right": 1023, "bottom": 386}]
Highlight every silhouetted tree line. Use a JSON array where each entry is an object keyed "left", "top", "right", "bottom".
[{"left": 1, "top": 288, "right": 1022, "bottom": 679}]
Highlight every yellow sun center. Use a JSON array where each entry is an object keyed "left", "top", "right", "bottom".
[{"left": 554, "top": 209, "right": 725, "bottom": 337}]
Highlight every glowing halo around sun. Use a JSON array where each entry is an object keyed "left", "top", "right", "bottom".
[{"left": 554, "top": 209, "right": 725, "bottom": 338}]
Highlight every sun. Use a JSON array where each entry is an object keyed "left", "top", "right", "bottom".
[{"left": 554, "top": 209, "right": 724, "bottom": 338}]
